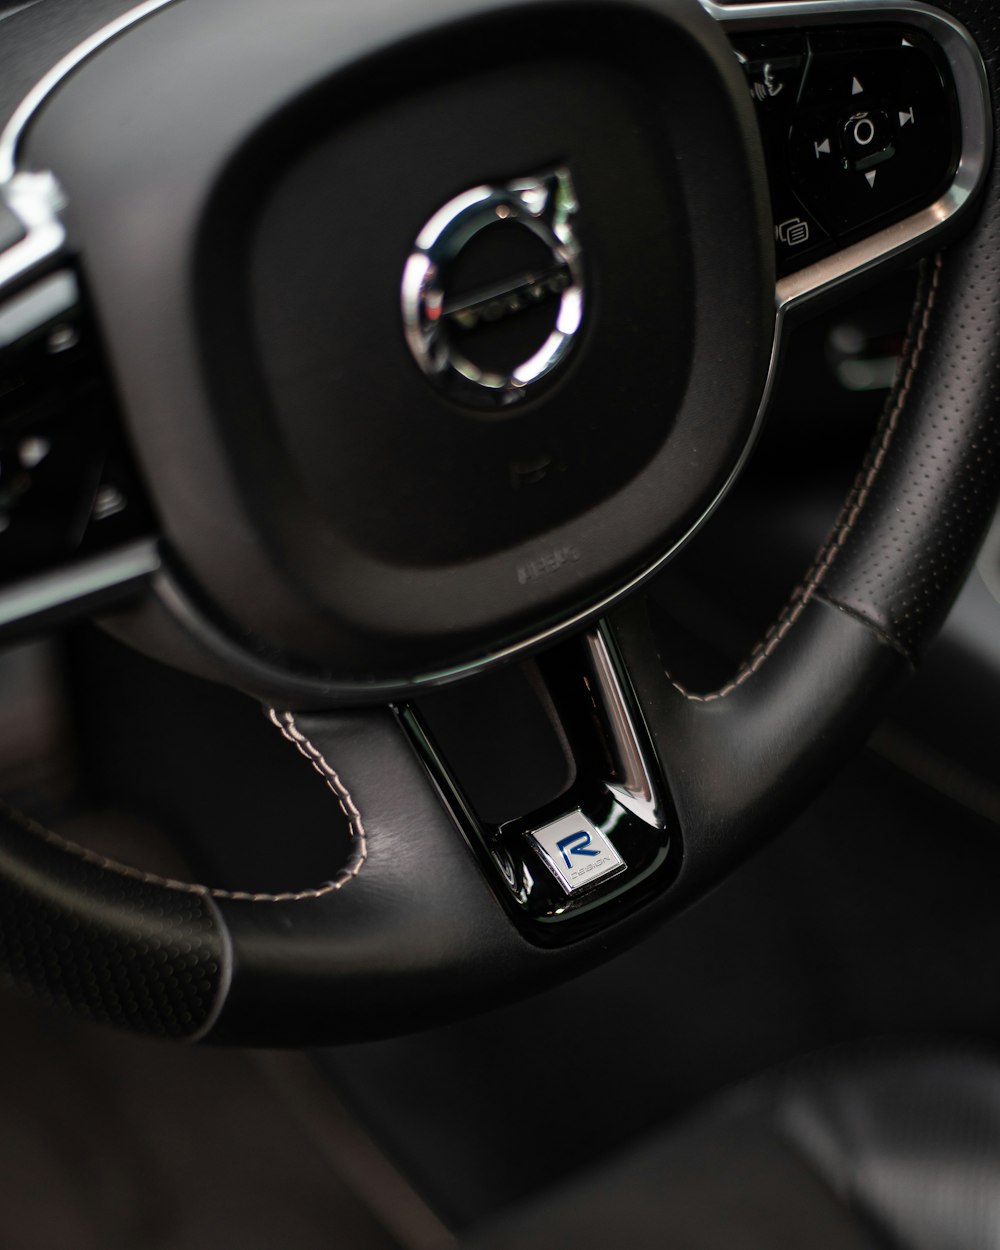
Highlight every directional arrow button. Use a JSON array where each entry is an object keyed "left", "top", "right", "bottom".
[{"left": 865, "top": 170, "right": 877, "bottom": 188}]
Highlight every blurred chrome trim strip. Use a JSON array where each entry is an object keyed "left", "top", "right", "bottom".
[
  {"left": 0, "top": 0, "right": 183, "bottom": 304},
  {"left": 0, "top": 268, "right": 76, "bottom": 346},
  {"left": 0, "top": 0, "right": 181, "bottom": 184},
  {"left": 0, "top": 172, "right": 65, "bottom": 294},
  {"left": 587, "top": 630, "right": 662, "bottom": 828},
  {"left": 0, "top": 540, "right": 160, "bottom": 632}
]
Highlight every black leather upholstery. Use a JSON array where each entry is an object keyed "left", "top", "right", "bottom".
[
  {"left": 823, "top": 249, "right": 1000, "bottom": 657},
  {"left": 0, "top": 801, "right": 227, "bottom": 1038},
  {"left": 466, "top": 1050, "right": 1000, "bottom": 1250},
  {"left": 611, "top": 595, "right": 911, "bottom": 906}
]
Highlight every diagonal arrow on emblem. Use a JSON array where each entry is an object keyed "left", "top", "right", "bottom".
[{"left": 556, "top": 830, "right": 600, "bottom": 868}]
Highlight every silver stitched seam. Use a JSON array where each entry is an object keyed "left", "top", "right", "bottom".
[
  {"left": 667, "top": 253, "right": 944, "bottom": 703},
  {"left": 0, "top": 710, "right": 366, "bottom": 901}
]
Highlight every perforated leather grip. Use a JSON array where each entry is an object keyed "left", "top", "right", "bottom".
[
  {"left": 0, "top": 802, "right": 229, "bottom": 1038},
  {"left": 823, "top": 246, "right": 1000, "bottom": 653}
]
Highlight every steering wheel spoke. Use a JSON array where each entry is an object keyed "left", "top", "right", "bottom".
[{"left": 401, "top": 627, "right": 674, "bottom": 940}]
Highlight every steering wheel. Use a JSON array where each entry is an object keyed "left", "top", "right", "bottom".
[{"left": 0, "top": 0, "right": 995, "bottom": 1045}]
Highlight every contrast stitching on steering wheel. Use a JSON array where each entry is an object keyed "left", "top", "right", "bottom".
[
  {"left": 667, "top": 252, "right": 944, "bottom": 704},
  {"left": 267, "top": 708, "right": 368, "bottom": 889},
  {"left": 0, "top": 712, "right": 366, "bottom": 901}
]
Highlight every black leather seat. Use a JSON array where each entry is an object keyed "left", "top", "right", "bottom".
[{"left": 467, "top": 1049, "right": 1000, "bottom": 1249}]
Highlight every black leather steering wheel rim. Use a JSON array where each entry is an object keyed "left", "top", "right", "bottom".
[{"left": 0, "top": 0, "right": 996, "bottom": 1045}]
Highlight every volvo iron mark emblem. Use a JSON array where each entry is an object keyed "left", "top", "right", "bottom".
[{"left": 401, "top": 167, "right": 584, "bottom": 409}]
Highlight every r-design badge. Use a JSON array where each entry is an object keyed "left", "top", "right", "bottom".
[
  {"left": 401, "top": 167, "right": 584, "bottom": 409},
  {"left": 527, "top": 809, "right": 625, "bottom": 896}
]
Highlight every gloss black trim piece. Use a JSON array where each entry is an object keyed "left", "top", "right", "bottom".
[{"left": 397, "top": 627, "right": 677, "bottom": 944}]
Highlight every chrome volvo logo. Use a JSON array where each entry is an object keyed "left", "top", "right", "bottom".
[{"left": 401, "top": 167, "right": 584, "bottom": 408}]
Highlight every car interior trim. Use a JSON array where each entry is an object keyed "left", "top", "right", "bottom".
[
  {"left": 0, "top": 0, "right": 182, "bottom": 185},
  {"left": 0, "top": 719, "right": 362, "bottom": 902},
  {"left": 397, "top": 625, "right": 674, "bottom": 938},
  {"left": 668, "top": 253, "right": 942, "bottom": 701},
  {"left": 0, "top": 0, "right": 997, "bottom": 1054},
  {"left": 0, "top": 538, "right": 160, "bottom": 633},
  {"left": 0, "top": 172, "right": 65, "bottom": 293},
  {"left": 584, "top": 629, "right": 662, "bottom": 827},
  {"left": 0, "top": 267, "right": 76, "bottom": 346},
  {"left": 704, "top": 0, "right": 992, "bottom": 312},
  {"left": 267, "top": 709, "right": 369, "bottom": 894}
]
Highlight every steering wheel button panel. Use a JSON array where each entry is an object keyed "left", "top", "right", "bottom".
[
  {"left": 789, "top": 31, "right": 957, "bottom": 240},
  {"left": 731, "top": 21, "right": 963, "bottom": 277},
  {"left": 736, "top": 31, "right": 808, "bottom": 108},
  {"left": 733, "top": 32, "right": 836, "bottom": 274},
  {"left": 527, "top": 811, "right": 625, "bottom": 896},
  {"left": 770, "top": 189, "right": 833, "bottom": 274}
]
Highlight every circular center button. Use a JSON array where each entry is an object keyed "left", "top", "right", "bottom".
[{"left": 842, "top": 110, "right": 892, "bottom": 166}]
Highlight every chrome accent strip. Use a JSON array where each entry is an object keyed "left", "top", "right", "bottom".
[
  {"left": 702, "top": 0, "right": 993, "bottom": 314},
  {"left": 0, "top": 540, "right": 159, "bottom": 631},
  {"left": 0, "top": 172, "right": 66, "bottom": 293},
  {"left": 585, "top": 631, "right": 662, "bottom": 827},
  {"left": 0, "top": 1, "right": 181, "bottom": 299},
  {"left": 0, "top": 268, "right": 76, "bottom": 346},
  {"left": 0, "top": 0, "right": 182, "bottom": 185}
]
